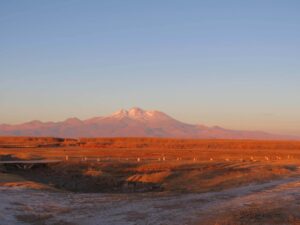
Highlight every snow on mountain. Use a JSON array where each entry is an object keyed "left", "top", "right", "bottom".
[{"left": 0, "top": 107, "right": 297, "bottom": 140}]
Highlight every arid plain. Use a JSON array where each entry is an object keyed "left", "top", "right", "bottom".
[{"left": 1, "top": 137, "right": 300, "bottom": 224}]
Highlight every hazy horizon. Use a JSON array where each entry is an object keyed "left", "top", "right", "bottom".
[
  {"left": 1, "top": 1, "right": 300, "bottom": 136},
  {"left": 0, "top": 107, "right": 298, "bottom": 138}
]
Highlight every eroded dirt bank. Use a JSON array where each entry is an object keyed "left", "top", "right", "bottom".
[{"left": 2, "top": 160, "right": 299, "bottom": 194}]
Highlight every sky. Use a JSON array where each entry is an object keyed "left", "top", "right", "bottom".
[{"left": 0, "top": 0, "right": 300, "bottom": 135}]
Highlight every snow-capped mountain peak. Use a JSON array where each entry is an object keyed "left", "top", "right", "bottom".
[
  {"left": 111, "top": 109, "right": 129, "bottom": 118},
  {"left": 0, "top": 107, "right": 296, "bottom": 140},
  {"left": 110, "top": 107, "right": 162, "bottom": 120},
  {"left": 128, "top": 107, "right": 145, "bottom": 117}
]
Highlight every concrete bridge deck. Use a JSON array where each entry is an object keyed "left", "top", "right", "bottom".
[
  {"left": 0, "top": 160, "right": 62, "bottom": 164},
  {"left": 0, "top": 160, "right": 62, "bottom": 169}
]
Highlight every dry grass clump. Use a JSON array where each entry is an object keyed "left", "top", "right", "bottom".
[
  {"left": 127, "top": 171, "right": 171, "bottom": 183},
  {"left": 0, "top": 181, "right": 53, "bottom": 190},
  {"left": 83, "top": 168, "right": 103, "bottom": 177},
  {"left": 79, "top": 137, "right": 300, "bottom": 150},
  {"left": 0, "top": 136, "right": 77, "bottom": 148}
]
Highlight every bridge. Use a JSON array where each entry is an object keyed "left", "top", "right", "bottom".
[{"left": 0, "top": 160, "right": 62, "bottom": 170}]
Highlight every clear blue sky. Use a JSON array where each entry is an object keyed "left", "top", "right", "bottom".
[{"left": 1, "top": 0, "right": 300, "bottom": 135}]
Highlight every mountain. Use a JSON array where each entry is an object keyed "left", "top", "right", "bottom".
[{"left": 0, "top": 107, "right": 297, "bottom": 140}]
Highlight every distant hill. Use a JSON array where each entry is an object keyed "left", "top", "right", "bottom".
[{"left": 0, "top": 107, "right": 297, "bottom": 140}]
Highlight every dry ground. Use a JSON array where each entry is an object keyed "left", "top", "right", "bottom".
[{"left": 1, "top": 137, "right": 300, "bottom": 224}]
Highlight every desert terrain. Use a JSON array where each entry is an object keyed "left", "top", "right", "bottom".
[{"left": 1, "top": 137, "right": 300, "bottom": 225}]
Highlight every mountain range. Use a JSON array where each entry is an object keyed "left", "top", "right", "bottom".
[{"left": 0, "top": 107, "right": 297, "bottom": 140}]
